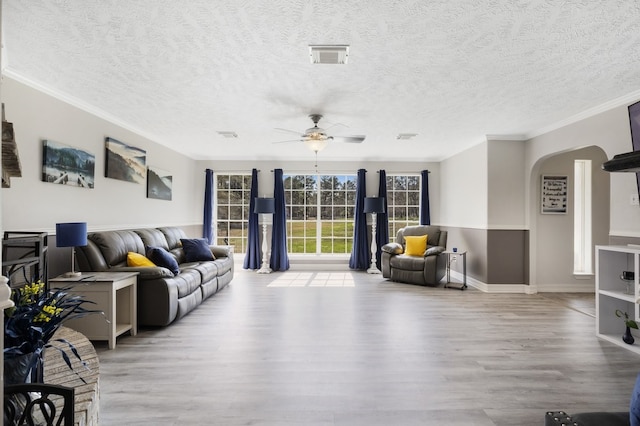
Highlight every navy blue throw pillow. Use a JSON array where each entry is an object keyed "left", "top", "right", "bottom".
[
  {"left": 146, "top": 246, "right": 180, "bottom": 275},
  {"left": 631, "top": 373, "right": 640, "bottom": 426},
  {"left": 180, "top": 238, "right": 215, "bottom": 262}
]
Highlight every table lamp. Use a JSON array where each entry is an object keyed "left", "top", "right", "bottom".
[
  {"left": 363, "top": 197, "right": 385, "bottom": 274},
  {"left": 56, "top": 222, "right": 88, "bottom": 278},
  {"left": 254, "top": 198, "right": 275, "bottom": 274}
]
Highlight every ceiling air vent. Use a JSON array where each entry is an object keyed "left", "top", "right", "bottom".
[
  {"left": 396, "top": 133, "right": 418, "bottom": 140},
  {"left": 309, "top": 45, "right": 349, "bottom": 64},
  {"left": 217, "top": 131, "right": 238, "bottom": 138}
]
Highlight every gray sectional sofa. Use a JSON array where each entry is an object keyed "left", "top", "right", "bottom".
[{"left": 75, "top": 226, "right": 233, "bottom": 326}]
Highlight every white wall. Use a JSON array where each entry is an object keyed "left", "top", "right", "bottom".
[
  {"left": 1, "top": 77, "right": 201, "bottom": 232},
  {"left": 439, "top": 142, "right": 488, "bottom": 228},
  {"left": 525, "top": 104, "right": 640, "bottom": 237},
  {"left": 1, "top": 76, "right": 442, "bottom": 236}
]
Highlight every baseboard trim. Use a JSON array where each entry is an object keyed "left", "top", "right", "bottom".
[
  {"left": 449, "top": 271, "right": 534, "bottom": 294},
  {"left": 535, "top": 282, "right": 595, "bottom": 293}
]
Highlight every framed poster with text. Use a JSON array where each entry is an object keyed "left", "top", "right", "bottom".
[{"left": 541, "top": 175, "right": 567, "bottom": 214}]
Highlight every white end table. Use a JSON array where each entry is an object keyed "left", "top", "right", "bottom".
[
  {"left": 50, "top": 271, "right": 138, "bottom": 349},
  {"left": 443, "top": 251, "right": 467, "bottom": 290}
]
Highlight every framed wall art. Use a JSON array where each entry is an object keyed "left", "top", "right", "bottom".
[
  {"left": 105, "top": 137, "right": 146, "bottom": 184},
  {"left": 147, "top": 166, "right": 172, "bottom": 200},
  {"left": 541, "top": 175, "right": 567, "bottom": 214},
  {"left": 42, "top": 139, "right": 95, "bottom": 188}
]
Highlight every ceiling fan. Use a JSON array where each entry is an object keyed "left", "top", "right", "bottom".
[{"left": 273, "top": 114, "right": 366, "bottom": 153}]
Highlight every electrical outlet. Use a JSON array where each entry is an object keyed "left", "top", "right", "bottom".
[{"left": 632, "top": 194, "right": 640, "bottom": 206}]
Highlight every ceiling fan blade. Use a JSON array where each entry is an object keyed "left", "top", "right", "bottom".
[
  {"left": 274, "top": 127, "right": 304, "bottom": 136},
  {"left": 333, "top": 135, "right": 366, "bottom": 143}
]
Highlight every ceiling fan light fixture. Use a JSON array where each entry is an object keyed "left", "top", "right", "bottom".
[
  {"left": 309, "top": 45, "right": 349, "bottom": 64},
  {"left": 305, "top": 138, "right": 329, "bottom": 152}
]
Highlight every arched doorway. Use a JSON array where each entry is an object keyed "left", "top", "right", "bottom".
[{"left": 528, "top": 146, "right": 610, "bottom": 293}]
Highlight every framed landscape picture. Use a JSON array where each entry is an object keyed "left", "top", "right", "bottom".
[
  {"left": 147, "top": 166, "right": 172, "bottom": 200},
  {"left": 42, "top": 140, "right": 95, "bottom": 188},
  {"left": 105, "top": 137, "right": 146, "bottom": 184}
]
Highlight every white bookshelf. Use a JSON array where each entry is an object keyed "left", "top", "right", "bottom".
[{"left": 596, "top": 245, "right": 640, "bottom": 354}]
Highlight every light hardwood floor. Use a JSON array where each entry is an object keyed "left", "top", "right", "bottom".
[{"left": 94, "top": 268, "right": 639, "bottom": 425}]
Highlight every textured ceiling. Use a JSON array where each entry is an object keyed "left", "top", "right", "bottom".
[{"left": 3, "top": 1, "right": 640, "bottom": 162}]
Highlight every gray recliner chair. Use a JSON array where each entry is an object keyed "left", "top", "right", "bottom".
[{"left": 381, "top": 225, "right": 448, "bottom": 286}]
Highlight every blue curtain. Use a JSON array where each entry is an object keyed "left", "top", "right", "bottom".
[
  {"left": 420, "top": 170, "right": 431, "bottom": 225},
  {"left": 349, "top": 169, "right": 369, "bottom": 270},
  {"left": 376, "top": 170, "right": 389, "bottom": 269},
  {"left": 270, "top": 169, "right": 290, "bottom": 271},
  {"left": 243, "top": 169, "right": 260, "bottom": 270},
  {"left": 203, "top": 169, "right": 214, "bottom": 243}
]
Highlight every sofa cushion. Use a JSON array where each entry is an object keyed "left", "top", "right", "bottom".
[
  {"left": 135, "top": 228, "right": 170, "bottom": 250},
  {"left": 397, "top": 225, "right": 442, "bottom": 247},
  {"left": 147, "top": 246, "right": 180, "bottom": 275},
  {"left": 89, "top": 230, "right": 145, "bottom": 267},
  {"left": 181, "top": 238, "right": 215, "bottom": 262},
  {"left": 390, "top": 254, "right": 427, "bottom": 271},
  {"left": 159, "top": 227, "right": 188, "bottom": 250},
  {"left": 404, "top": 235, "right": 427, "bottom": 256},
  {"left": 382, "top": 242, "right": 403, "bottom": 255},
  {"left": 172, "top": 269, "right": 202, "bottom": 298},
  {"left": 182, "top": 261, "right": 218, "bottom": 283},
  {"left": 127, "top": 252, "right": 155, "bottom": 267},
  {"left": 213, "top": 257, "right": 233, "bottom": 275}
]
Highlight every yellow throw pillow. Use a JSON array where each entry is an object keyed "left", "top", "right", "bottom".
[
  {"left": 404, "top": 235, "right": 428, "bottom": 256},
  {"left": 127, "top": 252, "right": 156, "bottom": 267}
]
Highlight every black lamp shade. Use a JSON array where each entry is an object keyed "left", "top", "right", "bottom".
[
  {"left": 56, "top": 222, "right": 88, "bottom": 247},
  {"left": 254, "top": 197, "right": 276, "bottom": 214},
  {"left": 363, "top": 197, "right": 385, "bottom": 214}
]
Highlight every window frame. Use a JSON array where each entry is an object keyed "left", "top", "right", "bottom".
[
  {"left": 284, "top": 173, "right": 357, "bottom": 255},
  {"left": 385, "top": 173, "right": 422, "bottom": 239},
  {"left": 214, "top": 172, "right": 252, "bottom": 253}
]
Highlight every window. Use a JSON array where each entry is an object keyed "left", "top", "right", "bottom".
[
  {"left": 386, "top": 174, "right": 421, "bottom": 238},
  {"left": 574, "top": 160, "right": 592, "bottom": 275},
  {"left": 215, "top": 173, "right": 252, "bottom": 252},
  {"left": 284, "top": 174, "right": 356, "bottom": 254}
]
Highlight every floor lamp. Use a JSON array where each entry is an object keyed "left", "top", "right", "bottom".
[
  {"left": 56, "top": 222, "right": 88, "bottom": 278},
  {"left": 363, "top": 197, "right": 385, "bottom": 274},
  {"left": 255, "top": 197, "right": 275, "bottom": 274}
]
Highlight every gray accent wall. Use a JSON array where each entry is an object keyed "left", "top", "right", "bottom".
[{"left": 443, "top": 227, "right": 527, "bottom": 285}]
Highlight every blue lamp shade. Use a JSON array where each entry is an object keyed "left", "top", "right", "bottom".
[
  {"left": 56, "top": 222, "right": 88, "bottom": 247},
  {"left": 363, "top": 197, "right": 385, "bottom": 214},
  {"left": 254, "top": 197, "right": 275, "bottom": 214}
]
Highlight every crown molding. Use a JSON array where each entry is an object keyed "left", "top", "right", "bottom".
[
  {"left": 2, "top": 69, "right": 167, "bottom": 147},
  {"left": 526, "top": 89, "right": 640, "bottom": 140}
]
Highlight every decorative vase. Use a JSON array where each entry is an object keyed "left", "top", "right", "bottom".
[
  {"left": 4, "top": 352, "right": 43, "bottom": 384},
  {"left": 623, "top": 326, "right": 635, "bottom": 345}
]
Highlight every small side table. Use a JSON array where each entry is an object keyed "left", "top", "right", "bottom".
[
  {"left": 444, "top": 251, "right": 467, "bottom": 290},
  {"left": 50, "top": 271, "right": 138, "bottom": 349}
]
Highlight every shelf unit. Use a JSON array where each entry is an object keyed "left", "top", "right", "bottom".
[
  {"left": 2, "top": 231, "right": 48, "bottom": 289},
  {"left": 596, "top": 245, "right": 640, "bottom": 354}
]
